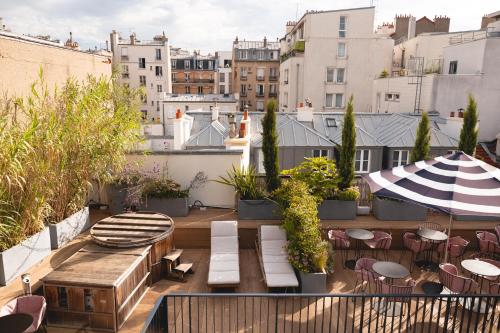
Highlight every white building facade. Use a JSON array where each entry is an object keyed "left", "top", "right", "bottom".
[
  {"left": 279, "top": 7, "right": 394, "bottom": 113},
  {"left": 110, "top": 31, "right": 172, "bottom": 121},
  {"left": 215, "top": 51, "right": 232, "bottom": 95}
]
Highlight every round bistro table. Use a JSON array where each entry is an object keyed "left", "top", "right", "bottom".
[
  {"left": 460, "top": 259, "right": 500, "bottom": 313},
  {"left": 345, "top": 229, "right": 374, "bottom": 270},
  {"left": 0, "top": 313, "right": 33, "bottom": 333},
  {"left": 416, "top": 228, "right": 448, "bottom": 272},
  {"left": 372, "top": 261, "right": 410, "bottom": 284}
]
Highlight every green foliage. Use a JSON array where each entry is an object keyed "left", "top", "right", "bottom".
[
  {"left": 338, "top": 96, "right": 356, "bottom": 191},
  {"left": 293, "top": 40, "right": 305, "bottom": 52},
  {"left": 336, "top": 187, "right": 360, "bottom": 201},
  {"left": 0, "top": 70, "right": 142, "bottom": 251},
  {"left": 379, "top": 69, "right": 389, "bottom": 78},
  {"left": 282, "top": 157, "right": 338, "bottom": 202},
  {"left": 261, "top": 99, "right": 281, "bottom": 192},
  {"left": 410, "top": 112, "right": 431, "bottom": 163},
  {"left": 273, "top": 180, "right": 330, "bottom": 273},
  {"left": 458, "top": 95, "right": 478, "bottom": 155},
  {"left": 216, "top": 165, "right": 265, "bottom": 200}
]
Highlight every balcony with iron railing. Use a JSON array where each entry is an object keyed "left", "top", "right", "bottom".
[
  {"left": 256, "top": 91, "right": 265, "bottom": 97},
  {"left": 269, "top": 91, "right": 278, "bottom": 98},
  {"left": 269, "top": 75, "right": 278, "bottom": 81},
  {"left": 280, "top": 40, "right": 305, "bottom": 63}
]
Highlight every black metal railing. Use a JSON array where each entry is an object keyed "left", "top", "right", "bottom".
[{"left": 142, "top": 293, "right": 499, "bottom": 333}]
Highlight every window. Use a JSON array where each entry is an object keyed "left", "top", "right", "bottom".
[
  {"left": 284, "top": 69, "right": 289, "bottom": 84},
  {"left": 385, "top": 93, "right": 400, "bottom": 101},
  {"left": 326, "top": 118, "right": 337, "bottom": 127},
  {"left": 335, "top": 94, "right": 343, "bottom": 108},
  {"left": 449, "top": 61, "right": 458, "bottom": 74},
  {"left": 157, "top": 84, "right": 162, "bottom": 93},
  {"left": 256, "top": 68, "right": 265, "bottom": 80},
  {"left": 326, "top": 68, "right": 334, "bottom": 82},
  {"left": 139, "top": 75, "right": 146, "bottom": 86},
  {"left": 337, "top": 42, "right": 346, "bottom": 58},
  {"left": 219, "top": 72, "right": 225, "bottom": 83},
  {"left": 239, "top": 50, "right": 248, "bottom": 59},
  {"left": 121, "top": 47, "right": 128, "bottom": 57},
  {"left": 138, "top": 58, "right": 146, "bottom": 69},
  {"left": 171, "top": 72, "right": 177, "bottom": 82},
  {"left": 155, "top": 66, "right": 163, "bottom": 77},
  {"left": 184, "top": 60, "right": 190, "bottom": 69},
  {"left": 185, "top": 105, "right": 189, "bottom": 111},
  {"left": 336, "top": 68, "right": 345, "bottom": 83},
  {"left": 155, "top": 49, "right": 161, "bottom": 60},
  {"left": 171, "top": 60, "right": 177, "bottom": 69},
  {"left": 256, "top": 84, "right": 264, "bottom": 96},
  {"left": 185, "top": 86, "right": 190, "bottom": 94},
  {"left": 283, "top": 92, "right": 288, "bottom": 107},
  {"left": 256, "top": 100, "right": 264, "bottom": 112},
  {"left": 197, "top": 86, "right": 203, "bottom": 94},
  {"left": 184, "top": 73, "right": 190, "bottom": 82},
  {"left": 313, "top": 149, "right": 329, "bottom": 158},
  {"left": 355, "top": 149, "right": 370, "bottom": 173},
  {"left": 141, "top": 110, "right": 147, "bottom": 120},
  {"left": 270, "top": 67, "right": 278, "bottom": 78},
  {"left": 240, "top": 84, "right": 247, "bottom": 95},
  {"left": 208, "top": 61, "right": 213, "bottom": 70},
  {"left": 140, "top": 94, "right": 147, "bottom": 104},
  {"left": 325, "top": 93, "right": 333, "bottom": 108},
  {"left": 339, "top": 16, "right": 346, "bottom": 38},
  {"left": 240, "top": 67, "right": 248, "bottom": 78},
  {"left": 122, "top": 64, "right": 129, "bottom": 73},
  {"left": 269, "top": 84, "right": 277, "bottom": 95},
  {"left": 197, "top": 60, "right": 203, "bottom": 69},
  {"left": 219, "top": 85, "right": 225, "bottom": 94},
  {"left": 392, "top": 150, "right": 409, "bottom": 167}
]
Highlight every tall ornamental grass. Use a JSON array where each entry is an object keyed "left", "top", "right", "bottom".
[{"left": 0, "top": 70, "right": 142, "bottom": 251}]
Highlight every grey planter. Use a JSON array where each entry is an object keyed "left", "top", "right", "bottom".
[
  {"left": 455, "top": 215, "right": 500, "bottom": 221},
  {"left": 106, "top": 184, "right": 128, "bottom": 215},
  {"left": 0, "top": 227, "right": 51, "bottom": 285},
  {"left": 372, "top": 197, "right": 427, "bottom": 221},
  {"left": 140, "top": 197, "right": 189, "bottom": 217},
  {"left": 49, "top": 207, "right": 91, "bottom": 249},
  {"left": 237, "top": 199, "right": 282, "bottom": 220},
  {"left": 318, "top": 200, "right": 357, "bottom": 220},
  {"left": 298, "top": 270, "right": 327, "bottom": 293}
]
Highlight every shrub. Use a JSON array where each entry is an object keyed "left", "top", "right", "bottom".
[
  {"left": 379, "top": 69, "right": 389, "bottom": 78},
  {"left": 410, "top": 112, "right": 430, "bottom": 163},
  {"left": 458, "top": 95, "right": 478, "bottom": 155},
  {"left": 338, "top": 96, "right": 356, "bottom": 191},
  {"left": 281, "top": 157, "right": 338, "bottom": 202},
  {"left": 262, "top": 99, "right": 281, "bottom": 192},
  {"left": 273, "top": 180, "right": 331, "bottom": 273},
  {"left": 216, "top": 165, "right": 265, "bottom": 200},
  {"left": 336, "top": 187, "right": 360, "bottom": 201}
]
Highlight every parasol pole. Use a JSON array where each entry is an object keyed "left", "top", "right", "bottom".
[{"left": 443, "top": 214, "right": 453, "bottom": 263}]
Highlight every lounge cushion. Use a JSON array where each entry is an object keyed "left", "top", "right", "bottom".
[
  {"left": 260, "top": 225, "right": 287, "bottom": 241},
  {"left": 261, "top": 240, "right": 288, "bottom": 256},
  {"left": 211, "top": 220, "right": 238, "bottom": 237},
  {"left": 266, "top": 273, "right": 300, "bottom": 288},
  {"left": 211, "top": 236, "right": 238, "bottom": 253},
  {"left": 208, "top": 221, "right": 240, "bottom": 286}
]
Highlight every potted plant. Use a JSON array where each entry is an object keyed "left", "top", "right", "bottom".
[
  {"left": 216, "top": 165, "right": 282, "bottom": 220},
  {"left": 274, "top": 180, "right": 331, "bottom": 293},
  {"left": 372, "top": 196, "right": 427, "bottom": 221}
]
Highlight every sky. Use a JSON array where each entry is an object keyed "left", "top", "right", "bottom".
[{"left": 0, "top": 0, "right": 498, "bottom": 52}]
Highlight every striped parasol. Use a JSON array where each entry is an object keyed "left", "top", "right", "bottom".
[{"left": 364, "top": 151, "right": 500, "bottom": 261}]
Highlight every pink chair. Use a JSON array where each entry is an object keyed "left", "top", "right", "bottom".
[
  {"left": 476, "top": 231, "right": 500, "bottom": 256},
  {"left": 0, "top": 295, "right": 46, "bottom": 333},
  {"left": 437, "top": 236, "right": 469, "bottom": 265},
  {"left": 364, "top": 231, "right": 392, "bottom": 261},
  {"left": 354, "top": 257, "right": 379, "bottom": 292},
  {"left": 477, "top": 258, "right": 500, "bottom": 284},
  {"left": 400, "top": 231, "right": 432, "bottom": 272},
  {"left": 328, "top": 229, "right": 350, "bottom": 268},
  {"left": 495, "top": 225, "right": 500, "bottom": 242},
  {"left": 376, "top": 278, "right": 416, "bottom": 322},
  {"left": 438, "top": 263, "right": 478, "bottom": 294}
]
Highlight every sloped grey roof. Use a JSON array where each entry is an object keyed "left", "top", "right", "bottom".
[{"left": 185, "top": 120, "right": 228, "bottom": 148}]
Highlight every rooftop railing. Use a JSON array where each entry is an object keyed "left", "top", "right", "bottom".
[{"left": 142, "top": 293, "right": 499, "bottom": 333}]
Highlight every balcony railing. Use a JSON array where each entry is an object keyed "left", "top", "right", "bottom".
[
  {"left": 141, "top": 293, "right": 499, "bottom": 333},
  {"left": 122, "top": 73, "right": 129, "bottom": 79},
  {"left": 269, "top": 75, "right": 278, "bottom": 81},
  {"left": 256, "top": 76, "right": 265, "bottom": 81},
  {"left": 269, "top": 92, "right": 278, "bottom": 97},
  {"left": 256, "top": 91, "right": 265, "bottom": 97},
  {"left": 240, "top": 76, "right": 248, "bottom": 81},
  {"left": 121, "top": 55, "right": 129, "bottom": 61},
  {"left": 240, "top": 91, "right": 247, "bottom": 97}
]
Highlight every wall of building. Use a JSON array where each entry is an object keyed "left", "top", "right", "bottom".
[
  {"left": 171, "top": 70, "right": 215, "bottom": 94},
  {"left": 0, "top": 33, "right": 111, "bottom": 98},
  {"left": 127, "top": 151, "right": 243, "bottom": 208}
]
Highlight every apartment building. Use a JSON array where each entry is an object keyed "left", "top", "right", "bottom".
[
  {"left": 170, "top": 49, "right": 217, "bottom": 95},
  {"left": 110, "top": 30, "right": 172, "bottom": 121},
  {"left": 215, "top": 51, "right": 232, "bottom": 94},
  {"left": 232, "top": 37, "right": 280, "bottom": 111},
  {"left": 279, "top": 7, "right": 393, "bottom": 113},
  {"left": 390, "top": 15, "right": 450, "bottom": 45}
]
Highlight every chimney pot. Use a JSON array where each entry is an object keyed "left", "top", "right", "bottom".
[
  {"left": 176, "top": 109, "right": 182, "bottom": 119},
  {"left": 243, "top": 110, "right": 248, "bottom": 120},
  {"left": 239, "top": 122, "right": 246, "bottom": 138}
]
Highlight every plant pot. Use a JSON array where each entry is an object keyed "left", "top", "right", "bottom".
[
  {"left": 454, "top": 215, "right": 500, "bottom": 221},
  {"left": 140, "top": 197, "right": 189, "bottom": 217},
  {"left": 106, "top": 184, "right": 128, "bottom": 215},
  {"left": 372, "top": 197, "right": 427, "bottom": 221},
  {"left": 318, "top": 200, "right": 357, "bottom": 220},
  {"left": 298, "top": 270, "right": 327, "bottom": 293},
  {"left": 0, "top": 227, "right": 51, "bottom": 285},
  {"left": 49, "top": 207, "right": 91, "bottom": 250},
  {"left": 237, "top": 199, "right": 282, "bottom": 220}
]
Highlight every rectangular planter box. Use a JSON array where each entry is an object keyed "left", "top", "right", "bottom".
[
  {"left": 318, "top": 200, "right": 357, "bottom": 220},
  {"left": 298, "top": 270, "right": 327, "bottom": 293},
  {"left": 106, "top": 184, "right": 128, "bottom": 215},
  {"left": 0, "top": 227, "right": 51, "bottom": 285},
  {"left": 372, "top": 197, "right": 427, "bottom": 221},
  {"left": 237, "top": 199, "right": 282, "bottom": 220},
  {"left": 140, "top": 197, "right": 189, "bottom": 217},
  {"left": 49, "top": 207, "right": 91, "bottom": 250}
]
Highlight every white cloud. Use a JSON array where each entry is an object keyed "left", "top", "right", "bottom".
[{"left": 1, "top": 0, "right": 498, "bottom": 52}]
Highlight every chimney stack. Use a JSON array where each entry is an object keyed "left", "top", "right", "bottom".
[
  {"left": 211, "top": 106, "right": 220, "bottom": 121},
  {"left": 130, "top": 33, "right": 136, "bottom": 45},
  {"left": 263, "top": 36, "right": 267, "bottom": 47}
]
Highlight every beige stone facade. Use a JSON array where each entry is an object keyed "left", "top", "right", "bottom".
[{"left": 0, "top": 31, "right": 112, "bottom": 98}]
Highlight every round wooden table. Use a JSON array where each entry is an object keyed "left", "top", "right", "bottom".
[
  {"left": 345, "top": 229, "right": 374, "bottom": 270},
  {"left": 416, "top": 228, "right": 448, "bottom": 272},
  {"left": 372, "top": 261, "right": 410, "bottom": 284},
  {"left": 0, "top": 313, "right": 33, "bottom": 333},
  {"left": 460, "top": 259, "right": 500, "bottom": 313}
]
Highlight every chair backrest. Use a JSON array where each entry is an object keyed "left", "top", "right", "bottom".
[
  {"left": 448, "top": 236, "right": 469, "bottom": 257},
  {"left": 0, "top": 296, "right": 46, "bottom": 332},
  {"left": 476, "top": 231, "right": 500, "bottom": 253},
  {"left": 439, "top": 263, "right": 478, "bottom": 294},
  {"left": 355, "top": 258, "right": 377, "bottom": 282},
  {"left": 403, "top": 232, "right": 427, "bottom": 253},
  {"left": 490, "top": 282, "right": 500, "bottom": 295},
  {"left": 378, "top": 278, "right": 415, "bottom": 302},
  {"left": 495, "top": 225, "right": 500, "bottom": 242},
  {"left": 328, "top": 229, "right": 349, "bottom": 249},
  {"left": 420, "top": 222, "right": 445, "bottom": 232}
]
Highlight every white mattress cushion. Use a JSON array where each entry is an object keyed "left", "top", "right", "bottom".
[
  {"left": 211, "top": 236, "right": 238, "bottom": 254},
  {"left": 208, "top": 270, "right": 240, "bottom": 285},
  {"left": 263, "top": 262, "right": 295, "bottom": 275},
  {"left": 211, "top": 220, "right": 238, "bottom": 237},
  {"left": 261, "top": 240, "right": 287, "bottom": 255},
  {"left": 266, "top": 273, "right": 299, "bottom": 288},
  {"left": 260, "top": 225, "right": 287, "bottom": 241},
  {"left": 262, "top": 254, "right": 289, "bottom": 263}
]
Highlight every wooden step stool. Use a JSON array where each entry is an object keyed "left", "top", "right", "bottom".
[{"left": 162, "top": 249, "right": 194, "bottom": 282}]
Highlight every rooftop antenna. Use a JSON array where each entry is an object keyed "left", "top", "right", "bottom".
[{"left": 295, "top": 2, "right": 299, "bottom": 21}]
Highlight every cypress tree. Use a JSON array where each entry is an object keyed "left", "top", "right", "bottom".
[
  {"left": 338, "top": 96, "right": 356, "bottom": 191},
  {"left": 458, "top": 95, "right": 479, "bottom": 155},
  {"left": 261, "top": 98, "right": 280, "bottom": 192},
  {"left": 410, "top": 112, "right": 431, "bottom": 163}
]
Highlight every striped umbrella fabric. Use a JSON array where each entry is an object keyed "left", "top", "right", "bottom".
[{"left": 364, "top": 151, "right": 500, "bottom": 218}]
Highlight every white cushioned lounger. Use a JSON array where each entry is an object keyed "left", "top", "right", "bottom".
[
  {"left": 208, "top": 220, "right": 240, "bottom": 287},
  {"left": 259, "top": 225, "right": 298, "bottom": 288}
]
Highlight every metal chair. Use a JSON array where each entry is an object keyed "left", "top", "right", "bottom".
[
  {"left": 376, "top": 277, "right": 416, "bottom": 328},
  {"left": 327, "top": 228, "right": 350, "bottom": 268},
  {"left": 400, "top": 231, "right": 432, "bottom": 272},
  {"left": 354, "top": 257, "right": 379, "bottom": 292},
  {"left": 419, "top": 222, "right": 446, "bottom": 233},
  {"left": 495, "top": 224, "right": 500, "bottom": 242},
  {"left": 476, "top": 231, "right": 500, "bottom": 257},
  {"left": 438, "top": 263, "right": 479, "bottom": 294},
  {"left": 0, "top": 295, "right": 47, "bottom": 333},
  {"left": 437, "top": 236, "right": 469, "bottom": 265},
  {"left": 364, "top": 230, "right": 392, "bottom": 260}
]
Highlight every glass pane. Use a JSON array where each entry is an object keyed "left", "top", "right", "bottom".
[
  {"left": 402, "top": 151, "right": 408, "bottom": 163},
  {"left": 355, "top": 150, "right": 361, "bottom": 159},
  {"left": 355, "top": 161, "right": 360, "bottom": 171},
  {"left": 338, "top": 43, "right": 345, "bottom": 57},
  {"left": 335, "top": 94, "right": 343, "bottom": 107},
  {"left": 363, "top": 160, "right": 369, "bottom": 171},
  {"left": 313, "top": 150, "right": 320, "bottom": 157},
  {"left": 327, "top": 69, "right": 334, "bottom": 82},
  {"left": 336, "top": 68, "right": 344, "bottom": 83},
  {"left": 326, "top": 94, "right": 333, "bottom": 107}
]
